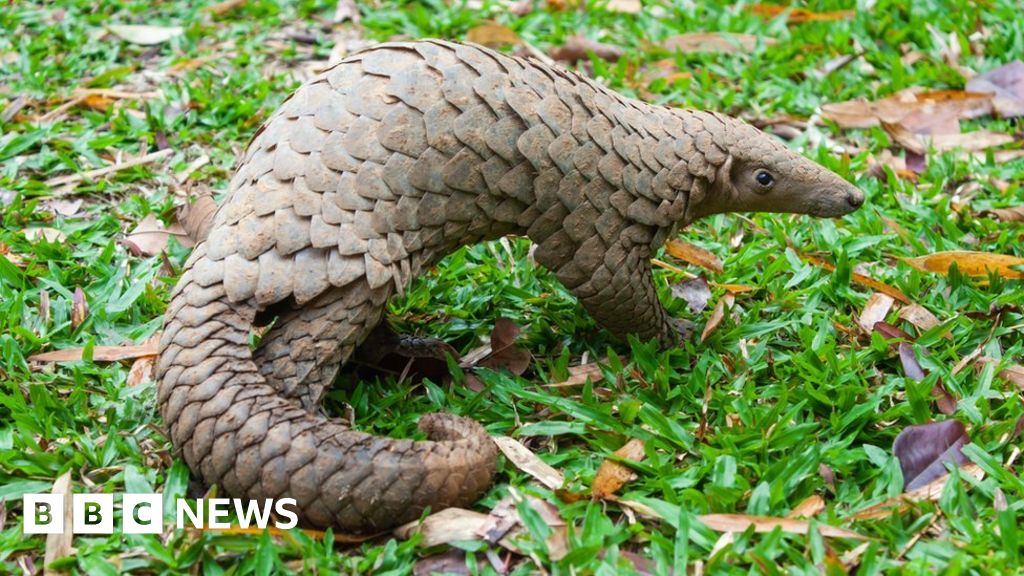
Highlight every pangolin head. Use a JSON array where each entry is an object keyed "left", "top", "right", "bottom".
[{"left": 693, "top": 114, "right": 864, "bottom": 220}]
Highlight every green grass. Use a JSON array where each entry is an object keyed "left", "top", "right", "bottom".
[{"left": 2, "top": 0, "right": 1023, "bottom": 573}]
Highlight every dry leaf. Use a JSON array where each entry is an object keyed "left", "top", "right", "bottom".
[
  {"left": 671, "top": 276, "right": 712, "bottom": 313},
  {"left": 698, "top": 513, "right": 868, "bottom": 540},
  {"left": 123, "top": 214, "right": 189, "bottom": 256},
  {"left": 823, "top": 89, "right": 993, "bottom": 130},
  {"left": 929, "top": 129, "right": 1015, "bottom": 152},
  {"left": 333, "top": 0, "right": 360, "bottom": 23},
  {"left": 665, "top": 238, "right": 723, "bottom": 273},
  {"left": 23, "top": 227, "right": 66, "bottom": 243},
  {"left": 900, "top": 251, "right": 1024, "bottom": 279},
  {"left": 898, "top": 342, "right": 956, "bottom": 415},
  {"left": 29, "top": 337, "right": 159, "bottom": 363},
  {"left": 107, "top": 24, "right": 184, "bottom": 45},
  {"left": 177, "top": 194, "right": 218, "bottom": 245},
  {"left": 126, "top": 356, "right": 155, "bottom": 387},
  {"left": 44, "top": 471, "right": 75, "bottom": 571},
  {"left": 394, "top": 508, "right": 489, "bottom": 547},
  {"left": 786, "top": 495, "right": 825, "bottom": 519},
  {"left": 980, "top": 206, "right": 1024, "bottom": 222},
  {"left": 71, "top": 287, "right": 88, "bottom": 330},
  {"left": 203, "top": 0, "right": 247, "bottom": 15},
  {"left": 997, "top": 365, "right": 1024, "bottom": 389},
  {"left": 592, "top": 438, "right": 645, "bottom": 499},
  {"left": 966, "top": 60, "right": 1024, "bottom": 118},
  {"left": 548, "top": 362, "right": 604, "bottom": 388},
  {"left": 550, "top": 35, "right": 624, "bottom": 63},
  {"left": 749, "top": 4, "right": 854, "bottom": 23},
  {"left": 892, "top": 420, "right": 970, "bottom": 491},
  {"left": 700, "top": 293, "right": 734, "bottom": 342},
  {"left": 479, "top": 318, "right": 531, "bottom": 375},
  {"left": 466, "top": 23, "right": 520, "bottom": 48},
  {"left": 492, "top": 436, "right": 565, "bottom": 490},
  {"left": 662, "top": 32, "right": 776, "bottom": 54},
  {"left": 858, "top": 292, "right": 895, "bottom": 334},
  {"left": 413, "top": 550, "right": 474, "bottom": 576},
  {"left": 605, "top": 0, "right": 641, "bottom": 13},
  {"left": 898, "top": 304, "right": 941, "bottom": 332},
  {"left": 803, "top": 254, "right": 910, "bottom": 303},
  {"left": 852, "top": 464, "right": 983, "bottom": 520}
]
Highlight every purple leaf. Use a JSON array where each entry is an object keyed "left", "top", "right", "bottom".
[
  {"left": 892, "top": 420, "right": 970, "bottom": 491},
  {"left": 671, "top": 276, "right": 712, "bottom": 313}
]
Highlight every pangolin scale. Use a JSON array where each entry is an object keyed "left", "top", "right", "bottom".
[{"left": 157, "top": 40, "right": 863, "bottom": 532}]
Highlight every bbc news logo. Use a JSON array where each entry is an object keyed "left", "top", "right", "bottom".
[{"left": 23, "top": 494, "right": 299, "bottom": 534}]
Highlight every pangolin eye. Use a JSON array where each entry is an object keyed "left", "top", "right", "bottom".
[{"left": 755, "top": 170, "right": 774, "bottom": 188}]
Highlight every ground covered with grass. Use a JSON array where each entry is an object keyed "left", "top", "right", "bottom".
[{"left": 2, "top": 0, "right": 1024, "bottom": 573}]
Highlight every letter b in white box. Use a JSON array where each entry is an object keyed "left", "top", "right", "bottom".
[
  {"left": 123, "top": 494, "right": 163, "bottom": 534},
  {"left": 73, "top": 494, "right": 114, "bottom": 534},
  {"left": 23, "top": 494, "right": 64, "bottom": 534}
]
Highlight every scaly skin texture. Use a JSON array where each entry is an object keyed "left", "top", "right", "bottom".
[{"left": 156, "top": 40, "right": 863, "bottom": 533}]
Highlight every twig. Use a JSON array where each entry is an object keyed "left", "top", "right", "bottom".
[{"left": 44, "top": 149, "right": 173, "bottom": 190}]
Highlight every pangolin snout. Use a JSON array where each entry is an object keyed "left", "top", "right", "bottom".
[{"left": 846, "top": 187, "right": 865, "bottom": 208}]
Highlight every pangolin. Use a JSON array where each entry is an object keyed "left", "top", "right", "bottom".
[{"left": 156, "top": 40, "right": 864, "bottom": 533}]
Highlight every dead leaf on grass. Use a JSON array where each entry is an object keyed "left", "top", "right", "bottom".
[
  {"left": 786, "top": 495, "right": 826, "bottom": 519},
  {"left": 29, "top": 336, "right": 159, "bottom": 363},
  {"left": 852, "top": 463, "right": 983, "bottom": 520},
  {"left": 698, "top": 513, "right": 868, "bottom": 540},
  {"left": 122, "top": 214, "right": 191, "bottom": 256},
  {"left": 893, "top": 420, "right": 970, "bottom": 491},
  {"left": 394, "top": 508, "right": 489, "bottom": 547},
  {"left": 71, "top": 287, "right": 88, "bottom": 330},
  {"left": 107, "top": 24, "right": 184, "bottom": 45},
  {"left": 966, "top": 60, "right": 1024, "bottom": 118},
  {"left": 592, "top": 438, "right": 645, "bottom": 499},
  {"left": 605, "top": 0, "right": 641, "bottom": 13},
  {"left": 980, "top": 206, "right": 1024, "bottom": 222},
  {"left": 126, "top": 356, "right": 156, "bottom": 387},
  {"left": 749, "top": 4, "right": 854, "bottom": 23},
  {"left": 700, "top": 293, "right": 734, "bottom": 342},
  {"left": 333, "top": 0, "right": 361, "bottom": 23},
  {"left": 900, "top": 250, "right": 1024, "bottom": 279},
  {"left": 857, "top": 292, "right": 895, "bottom": 334},
  {"left": 823, "top": 89, "right": 993, "bottom": 130},
  {"left": 177, "top": 194, "right": 218, "bottom": 244},
  {"left": 898, "top": 304, "right": 942, "bottom": 333},
  {"left": 466, "top": 23, "right": 521, "bottom": 48},
  {"left": 547, "top": 362, "right": 604, "bottom": 388},
  {"left": 478, "top": 318, "right": 531, "bottom": 375},
  {"left": 898, "top": 342, "right": 956, "bottom": 415},
  {"left": 802, "top": 254, "right": 910, "bottom": 304},
  {"left": 44, "top": 471, "right": 75, "bottom": 570},
  {"left": 492, "top": 436, "right": 565, "bottom": 490},
  {"left": 661, "top": 32, "right": 776, "bottom": 54},
  {"left": 671, "top": 276, "right": 712, "bottom": 313},
  {"left": 665, "top": 238, "right": 723, "bottom": 273}
]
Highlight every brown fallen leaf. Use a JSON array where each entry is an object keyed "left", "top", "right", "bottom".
[
  {"left": 857, "top": 292, "right": 894, "bottom": 334},
  {"left": 892, "top": 420, "right": 970, "bottom": 491},
  {"left": 802, "top": 254, "right": 910, "bottom": 304},
  {"left": 823, "top": 89, "right": 993, "bottom": 130},
  {"left": 413, "top": 550, "right": 474, "bottom": 576},
  {"left": 661, "top": 32, "right": 776, "bottom": 54},
  {"left": 900, "top": 250, "right": 1024, "bottom": 279},
  {"left": 898, "top": 342, "right": 956, "bottom": 415},
  {"left": 23, "top": 227, "right": 66, "bottom": 243},
  {"left": 44, "top": 471, "right": 75, "bottom": 571},
  {"left": 126, "top": 356, "right": 155, "bottom": 387},
  {"left": 996, "top": 364, "right": 1024, "bottom": 389},
  {"left": 479, "top": 318, "right": 531, "bottom": 375},
  {"left": 177, "top": 194, "right": 218, "bottom": 244},
  {"left": 980, "top": 206, "right": 1024, "bottom": 222},
  {"left": 106, "top": 24, "right": 184, "bottom": 45},
  {"left": 665, "top": 238, "right": 723, "bottom": 273},
  {"left": 966, "top": 60, "right": 1024, "bottom": 118},
  {"left": 605, "top": 0, "right": 641, "bottom": 13},
  {"left": 394, "top": 508, "right": 490, "bottom": 547},
  {"left": 698, "top": 513, "right": 869, "bottom": 540},
  {"left": 671, "top": 276, "right": 712, "bottom": 313},
  {"left": 333, "top": 0, "right": 360, "bottom": 23},
  {"left": 492, "top": 436, "right": 565, "bottom": 490},
  {"left": 71, "top": 287, "right": 88, "bottom": 330},
  {"left": 203, "top": 0, "right": 247, "bottom": 16},
  {"left": 749, "top": 4, "right": 854, "bottom": 23},
  {"left": 550, "top": 35, "right": 624, "bottom": 64},
  {"left": 465, "top": 23, "right": 520, "bottom": 48},
  {"left": 929, "top": 129, "right": 1016, "bottom": 152},
  {"left": 786, "top": 495, "right": 825, "bottom": 519},
  {"left": 700, "top": 292, "right": 734, "bottom": 342},
  {"left": 898, "top": 304, "right": 941, "bottom": 333},
  {"left": 29, "top": 337, "right": 159, "bottom": 363},
  {"left": 592, "top": 438, "right": 645, "bottom": 499},
  {"left": 547, "top": 362, "right": 604, "bottom": 388},
  {"left": 852, "top": 463, "right": 983, "bottom": 520},
  {"left": 122, "top": 214, "right": 191, "bottom": 256}
]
